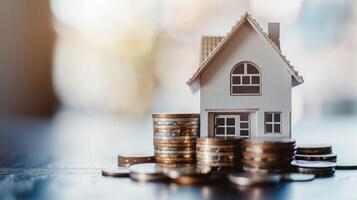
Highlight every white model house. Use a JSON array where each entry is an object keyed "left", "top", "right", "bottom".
[{"left": 187, "top": 13, "right": 303, "bottom": 139}]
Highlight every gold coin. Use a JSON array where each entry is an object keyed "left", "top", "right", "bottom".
[
  {"left": 152, "top": 113, "right": 200, "bottom": 118},
  {"left": 197, "top": 137, "right": 241, "bottom": 145},
  {"left": 117, "top": 154, "right": 155, "bottom": 167}
]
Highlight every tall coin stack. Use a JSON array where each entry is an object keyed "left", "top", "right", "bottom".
[
  {"left": 153, "top": 114, "right": 200, "bottom": 167},
  {"left": 196, "top": 137, "right": 242, "bottom": 171},
  {"left": 242, "top": 138, "right": 296, "bottom": 174}
]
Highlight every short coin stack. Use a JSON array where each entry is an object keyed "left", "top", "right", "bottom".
[
  {"left": 153, "top": 114, "right": 200, "bottom": 167},
  {"left": 242, "top": 138, "right": 296, "bottom": 174},
  {"left": 295, "top": 144, "right": 337, "bottom": 162},
  {"left": 293, "top": 144, "right": 337, "bottom": 177},
  {"left": 196, "top": 137, "right": 241, "bottom": 171}
]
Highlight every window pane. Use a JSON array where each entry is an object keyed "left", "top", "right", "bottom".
[
  {"left": 216, "top": 118, "right": 225, "bottom": 125},
  {"left": 227, "top": 127, "right": 235, "bottom": 135},
  {"left": 274, "top": 124, "right": 281, "bottom": 133},
  {"left": 240, "top": 123, "right": 249, "bottom": 128},
  {"left": 233, "top": 86, "right": 260, "bottom": 94},
  {"left": 240, "top": 113, "right": 249, "bottom": 121},
  {"left": 242, "top": 76, "right": 250, "bottom": 84},
  {"left": 232, "top": 76, "right": 241, "bottom": 84},
  {"left": 216, "top": 127, "right": 225, "bottom": 135},
  {"left": 247, "top": 64, "right": 259, "bottom": 74},
  {"left": 252, "top": 76, "right": 260, "bottom": 84},
  {"left": 240, "top": 130, "right": 249, "bottom": 136},
  {"left": 226, "top": 118, "right": 235, "bottom": 126},
  {"left": 266, "top": 113, "right": 272, "bottom": 122},
  {"left": 266, "top": 124, "right": 272, "bottom": 133},
  {"left": 232, "top": 64, "right": 244, "bottom": 74},
  {"left": 274, "top": 113, "right": 281, "bottom": 122}
]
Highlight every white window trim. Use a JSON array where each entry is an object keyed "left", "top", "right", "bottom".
[
  {"left": 231, "top": 62, "right": 262, "bottom": 96},
  {"left": 214, "top": 114, "right": 250, "bottom": 138},
  {"left": 265, "top": 112, "right": 282, "bottom": 134}
]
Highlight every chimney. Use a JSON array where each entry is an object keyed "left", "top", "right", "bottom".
[{"left": 268, "top": 23, "right": 280, "bottom": 50}]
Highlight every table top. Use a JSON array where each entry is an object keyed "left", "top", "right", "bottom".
[{"left": 1, "top": 111, "right": 357, "bottom": 200}]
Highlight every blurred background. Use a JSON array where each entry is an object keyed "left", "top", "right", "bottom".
[{"left": 0, "top": 0, "right": 357, "bottom": 167}]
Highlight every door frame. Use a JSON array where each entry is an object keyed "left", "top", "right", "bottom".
[{"left": 207, "top": 109, "right": 258, "bottom": 138}]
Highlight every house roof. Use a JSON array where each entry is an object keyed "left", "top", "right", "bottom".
[{"left": 187, "top": 12, "right": 304, "bottom": 87}]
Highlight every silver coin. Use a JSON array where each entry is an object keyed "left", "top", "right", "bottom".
[
  {"left": 295, "top": 154, "right": 337, "bottom": 162},
  {"left": 101, "top": 167, "right": 130, "bottom": 177},
  {"left": 129, "top": 163, "right": 168, "bottom": 182},
  {"left": 291, "top": 160, "right": 336, "bottom": 168},
  {"left": 335, "top": 163, "right": 357, "bottom": 170},
  {"left": 282, "top": 173, "right": 315, "bottom": 182},
  {"left": 228, "top": 172, "right": 281, "bottom": 186}
]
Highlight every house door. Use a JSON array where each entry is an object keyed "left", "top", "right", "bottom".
[{"left": 214, "top": 113, "right": 250, "bottom": 138}]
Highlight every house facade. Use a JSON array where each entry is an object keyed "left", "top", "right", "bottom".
[{"left": 187, "top": 13, "right": 303, "bottom": 139}]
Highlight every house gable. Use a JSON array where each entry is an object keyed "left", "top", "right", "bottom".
[{"left": 187, "top": 13, "right": 303, "bottom": 88}]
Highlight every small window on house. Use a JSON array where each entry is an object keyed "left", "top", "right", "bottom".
[
  {"left": 231, "top": 62, "right": 261, "bottom": 95},
  {"left": 265, "top": 112, "right": 282, "bottom": 134}
]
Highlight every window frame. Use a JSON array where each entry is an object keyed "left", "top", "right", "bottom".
[
  {"left": 230, "top": 61, "right": 262, "bottom": 96},
  {"left": 214, "top": 113, "right": 250, "bottom": 138},
  {"left": 264, "top": 112, "right": 282, "bottom": 134}
]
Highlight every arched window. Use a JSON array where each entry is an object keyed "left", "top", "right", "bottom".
[{"left": 231, "top": 62, "right": 261, "bottom": 95}]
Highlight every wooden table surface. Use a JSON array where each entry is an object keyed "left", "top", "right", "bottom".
[{"left": 0, "top": 111, "right": 356, "bottom": 200}]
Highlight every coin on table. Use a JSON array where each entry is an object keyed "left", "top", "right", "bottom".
[
  {"left": 242, "top": 138, "right": 296, "bottom": 146},
  {"left": 281, "top": 173, "right": 315, "bottom": 182},
  {"left": 295, "top": 154, "right": 337, "bottom": 162},
  {"left": 296, "top": 144, "right": 332, "bottom": 155},
  {"left": 129, "top": 163, "right": 168, "bottom": 182},
  {"left": 228, "top": 172, "right": 281, "bottom": 186},
  {"left": 101, "top": 167, "right": 130, "bottom": 177},
  {"left": 164, "top": 166, "right": 215, "bottom": 185},
  {"left": 291, "top": 160, "right": 336, "bottom": 168},
  {"left": 118, "top": 154, "right": 155, "bottom": 167}
]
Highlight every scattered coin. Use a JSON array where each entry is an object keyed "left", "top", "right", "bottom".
[
  {"left": 129, "top": 163, "right": 168, "bottom": 182},
  {"left": 118, "top": 154, "right": 155, "bottom": 167},
  {"left": 282, "top": 173, "right": 315, "bottom": 182},
  {"left": 296, "top": 144, "right": 332, "bottom": 155},
  {"left": 228, "top": 172, "right": 281, "bottom": 186},
  {"left": 101, "top": 167, "right": 130, "bottom": 177}
]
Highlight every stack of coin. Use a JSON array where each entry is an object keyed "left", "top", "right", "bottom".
[
  {"left": 196, "top": 137, "right": 241, "bottom": 171},
  {"left": 242, "top": 138, "right": 296, "bottom": 174},
  {"left": 295, "top": 144, "right": 337, "bottom": 162},
  {"left": 153, "top": 113, "right": 200, "bottom": 167},
  {"left": 291, "top": 160, "right": 336, "bottom": 177}
]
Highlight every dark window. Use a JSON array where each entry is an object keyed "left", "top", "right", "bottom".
[
  {"left": 274, "top": 124, "right": 281, "bottom": 133},
  {"left": 232, "top": 86, "right": 260, "bottom": 94},
  {"left": 240, "top": 130, "right": 249, "bottom": 136},
  {"left": 240, "top": 123, "right": 249, "bottom": 128},
  {"left": 265, "top": 112, "right": 281, "bottom": 134},
  {"left": 242, "top": 76, "right": 250, "bottom": 84},
  {"left": 232, "top": 64, "right": 244, "bottom": 74},
  {"left": 231, "top": 62, "right": 261, "bottom": 95},
  {"left": 226, "top": 118, "right": 235, "bottom": 126},
  {"left": 252, "top": 76, "right": 260, "bottom": 84},
  {"left": 266, "top": 124, "right": 272, "bottom": 133},
  {"left": 274, "top": 114, "right": 280, "bottom": 122},
  {"left": 240, "top": 113, "right": 249, "bottom": 121},
  {"left": 227, "top": 127, "right": 235, "bottom": 135},
  {"left": 266, "top": 113, "right": 272, "bottom": 122},
  {"left": 216, "top": 118, "right": 225, "bottom": 125},
  {"left": 247, "top": 64, "right": 259, "bottom": 74},
  {"left": 232, "top": 76, "right": 241, "bottom": 84},
  {"left": 216, "top": 127, "right": 225, "bottom": 135}
]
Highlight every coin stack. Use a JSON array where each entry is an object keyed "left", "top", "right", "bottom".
[
  {"left": 153, "top": 114, "right": 200, "bottom": 167},
  {"left": 293, "top": 144, "right": 337, "bottom": 177},
  {"left": 242, "top": 138, "right": 296, "bottom": 174},
  {"left": 295, "top": 144, "right": 337, "bottom": 162},
  {"left": 196, "top": 137, "right": 242, "bottom": 171}
]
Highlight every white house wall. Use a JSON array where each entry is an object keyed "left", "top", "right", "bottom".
[{"left": 199, "top": 22, "right": 292, "bottom": 138}]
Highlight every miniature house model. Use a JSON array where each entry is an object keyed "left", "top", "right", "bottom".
[{"left": 187, "top": 13, "right": 303, "bottom": 139}]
